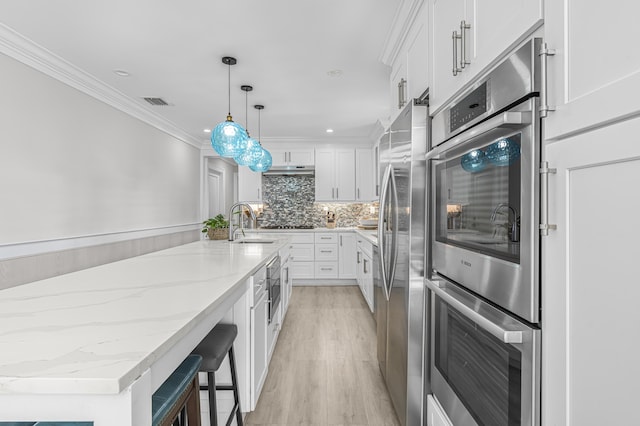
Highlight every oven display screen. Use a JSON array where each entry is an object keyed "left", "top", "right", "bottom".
[{"left": 435, "top": 297, "right": 522, "bottom": 425}]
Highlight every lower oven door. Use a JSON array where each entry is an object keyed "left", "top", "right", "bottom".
[
  {"left": 268, "top": 276, "right": 281, "bottom": 324},
  {"left": 427, "top": 277, "right": 540, "bottom": 426}
]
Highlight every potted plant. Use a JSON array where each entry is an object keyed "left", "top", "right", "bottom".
[{"left": 202, "top": 214, "right": 229, "bottom": 240}]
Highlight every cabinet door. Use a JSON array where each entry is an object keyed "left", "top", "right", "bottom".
[
  {"left": 544, "top": 0, "right": 640, "bottom": 142},
  {"left": 338, "top": 233, "right": 357, "bottom": 279},
  {"left": 474, "top": 0, "right": 542, "bottom": 76},
  {"left": 238, "top": 166, "right": 262, "bottom": 202},
  {"left": 268, "top": 149, "right": 289, "bottom": 167},
  {"left": 430, "top": 0, "right": 468, "bottom": 113},
  {"left": 390, "top": 54, "right": 409, "bottom": 113},
  {"left": 406, "top": 5, "right": 429, "bottom": 101},
  {"left": 542, "top": 117, "right": 640, "bottom": 426},
  {"left": 335, "top": 149, "right": 356, "bottom": 201},
  {"left": 314, "top": 149, "right": 335, "bottom": 201},
  {"left": 288, "top": 149, "right": 314, "bottom": 166},
  {"left": 355, "top": 148, "right": 375, "bottom": 201}
]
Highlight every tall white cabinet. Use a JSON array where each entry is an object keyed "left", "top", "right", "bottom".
[
  {"left": 314, "top": 149, "right": 356, "bottom": 201},
  {"left": 542, "top": 3, "right": 640, "bottom": 425},
  {"left": 237, "top": 167, "right": 262, "bottom": 202}
]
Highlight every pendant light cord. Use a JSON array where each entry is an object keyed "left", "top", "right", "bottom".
[{"left": 227, "top": 62, "right": 231, "bottom": 116}]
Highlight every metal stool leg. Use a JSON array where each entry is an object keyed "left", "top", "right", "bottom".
[
  {"left": 208, "top": 371, "right": 218, "bottom": 426},
  {"left": 228, "top": 346, "right": 243, "bottom": 426}
]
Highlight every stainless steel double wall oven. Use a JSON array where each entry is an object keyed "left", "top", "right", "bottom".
[{"left": 426, "top": 38, "right": 543, "bottom": 426}]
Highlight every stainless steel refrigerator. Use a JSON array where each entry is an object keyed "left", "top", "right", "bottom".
[{"left": 375, "top": 99, "right": 428, "bottom": 426}]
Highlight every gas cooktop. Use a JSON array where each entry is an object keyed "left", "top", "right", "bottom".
[{"left": 260, "top": 225, "right": 315, "bottom": 229}]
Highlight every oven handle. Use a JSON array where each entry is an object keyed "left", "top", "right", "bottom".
[
  {"left": 426, "top": 279, "right": 524, "bottom": 344},
  {"left": 426, "top": 111, "right": 530, "bottom": 161}
]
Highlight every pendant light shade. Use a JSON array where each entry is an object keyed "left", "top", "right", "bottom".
[
  {"left": 248, "top": 104, "right": 272, "bottom": 172},
  {"left": 249, "top": 148, "right": 272, "bottom": 172},
  {"left": 211, "top": 57, "right": 248, "bottom": 157},
  {"left": 211, "top": 117, "right": 248, "bottom": 157}
]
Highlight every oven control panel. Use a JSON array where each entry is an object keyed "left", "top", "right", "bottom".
[{"left": 449, "top": 81, "right": 488, "bottom": 133}]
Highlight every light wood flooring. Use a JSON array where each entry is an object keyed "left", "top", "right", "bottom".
[{"left": 245, "top": 286, "right": 400, "bottom": 426}]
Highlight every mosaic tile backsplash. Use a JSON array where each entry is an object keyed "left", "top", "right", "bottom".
[{"left": 259, "top": 175, "right": 377, "bottom": 228}]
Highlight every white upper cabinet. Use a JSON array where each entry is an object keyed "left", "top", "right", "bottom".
[
  {"left": 385, "top": 1, "right": 429, "bottom": 119},
  {"left": 429, "top": 0, "right": 542, "bottom": 113},
  {"left": 355, "top": 148, "right": 375, "bottom": 201},
  {"left": 315, "top": 148, "right": 356, "bottom": 201},
  {"left": 238, "top": 166, "right": 262, "bottom": 202},
  {"left": 269, "top": 147, "right": 314, "bottom": 167},
  {"left": 543, "top": 0, "right": 640, "bottom": 142}
]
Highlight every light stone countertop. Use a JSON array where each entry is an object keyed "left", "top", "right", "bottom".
[
  {"left": 248, "top": 227, "right": 378, "bottom": 246},
  {"left": 0, "top": 237, "right": 289, "bottom": 395}
]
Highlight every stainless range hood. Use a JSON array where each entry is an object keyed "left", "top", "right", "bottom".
[{"left": 262, "top": 166, "right": 314, "bottom": 176}]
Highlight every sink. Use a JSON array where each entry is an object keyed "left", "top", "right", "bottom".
[{"left": 233, "top": 239, "right": 275, "bottom": 244}]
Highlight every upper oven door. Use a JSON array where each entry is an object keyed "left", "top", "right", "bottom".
[{"left": 428, "top": 98, "right": 540, "bottom": 323}]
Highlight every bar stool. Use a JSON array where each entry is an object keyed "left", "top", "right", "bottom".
[
  {"left": 191, "top": 323, "right": 243, "bottom": 426},
  {"left": 152, "top": 354, "right": 202, "bottom": 426}
]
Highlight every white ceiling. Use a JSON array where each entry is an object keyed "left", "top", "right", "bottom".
[{"left": 0, "top": 0, "right": 402, "bottom": 147}]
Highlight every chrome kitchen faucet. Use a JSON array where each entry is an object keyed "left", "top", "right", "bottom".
[{"left": 228, "top": 202, "right": 256, "bottom": 241}]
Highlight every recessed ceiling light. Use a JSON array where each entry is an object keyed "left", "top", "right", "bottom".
[
  {"left": 326, "top": 128, "right": 334, "bottom": 133},
  {"left": 326, "top": 69, "right": 343, "bottom": 77},
  {"left": 113, "top": 70, "right": 130, "bottom": 77},
  {"left": 204, "top": 129, "right": 211, "bottom": 133}
]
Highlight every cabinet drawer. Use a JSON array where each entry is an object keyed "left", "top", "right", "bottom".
[
  {"left": 291, "top": 261, "right": 314, "bottom": 279},
  {"left": 315, "top": 262, "right": 339, "bottom": 279},
  {"left": 289, "top": 233, "right": 315, "bottom": 244},
  {"left": 290, "top": 244, "right": 314, "bottom": 261},
  {"left": 315, "top": 233, "right": 338, "bottom": 244},
  {"left": 315, "top": 244, "right": 338, "bottom": 260}
]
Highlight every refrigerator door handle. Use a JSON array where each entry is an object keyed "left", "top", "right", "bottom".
[
  {"left": 386, "top": 170, "right": 399, "bottom": 297},
  {"left": 378, "top": 164, "right": 393, "bottom": 301}
]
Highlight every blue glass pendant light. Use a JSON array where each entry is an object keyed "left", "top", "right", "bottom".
[
  {"left": 211, "top": 57, "right": 248, "bottom": 158},
  {"left": 486, "top": 137, "right": 521, "bottom": 166},
  {"left": 248, "top": 104, "right": 272, "bottom": 172},
  {"left": 234, "top": 86, "right": 262, "bottom": 166},
  {"left": 460, "top": 149, "right": 487, "bottom": 173}
]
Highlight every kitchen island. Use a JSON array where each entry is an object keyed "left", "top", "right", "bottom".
[{"left": 0, "top": 237, "right": 289, "bottom": 425}]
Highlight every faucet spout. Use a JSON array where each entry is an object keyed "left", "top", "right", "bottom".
[{"left": 228, "top": 202, "right": 257, "bottom": 241}]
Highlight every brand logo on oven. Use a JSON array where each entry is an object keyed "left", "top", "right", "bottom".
[{"left": 461, "top": 260, "right": 472, "bottom": 267}]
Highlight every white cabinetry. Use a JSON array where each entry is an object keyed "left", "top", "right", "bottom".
[
  {"left": 314, "top": 233, "right": 338, "bottom": 279},
  {"left": 269, "top": 147, "right": 314, "bottom": 167},
  {"left": 385, "top": 1, "right": 429, "bottom": 117},
  {"left": 289, "top": 233, "right": 315, "bottom": 280},
  {"left": 426, "top": 395, "right": 453, "bottom": 426},
  {"left": 356, "top": 236, "right": 374, "bottom": 312},
  {"left": 280, "top": 245, "right": 292, "bottom": 317},
  {"left": 429, "top": 0, "right": 543, "bottom": 112},
  {"left": 542, "top": 4, "right": 640, "bottom": 423},
  {"left": 338, "top": 233, "right": 357, "bottom": 279},
  {"left": 249, "top": 265, "right": 268, "bottom": 410},
  {"left": 315, "top": 149, "right": 356, "bottom": 201},
  {"left": 238, "top": 166, "right": 262, "bottom": 202},
  {"left": 543, "top": 1, "right": 640, "bottom": 143},
  {"left": 355, "top": 148, "right": 375, "bottom": 201}
]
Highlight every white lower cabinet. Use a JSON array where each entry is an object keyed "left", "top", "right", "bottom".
[
  {"left": 289, "top": 233, "right": 315, "bottom": 279},
  {"left": 356, "top": 236, "right": 374, "bottom": 312},
  {"left": 426, "top": 395, "right": 453, "bottom": 426},
  {"left": 249, "top": 266, "right": 268, "bottom": 411},
  {"left": 338, "top": 232, "right": 357, "bottom": 279}
]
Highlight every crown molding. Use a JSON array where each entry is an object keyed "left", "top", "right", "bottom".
[
  {"left": 379, "top": 0, "right": 426, "bottom": 66},
  {"left": 0, "top": 23, "right": 202, "bottom": 149}
]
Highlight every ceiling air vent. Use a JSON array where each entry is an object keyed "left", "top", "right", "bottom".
[{"left": 143, "top": 97, "right": 169, "bottom": 106}]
